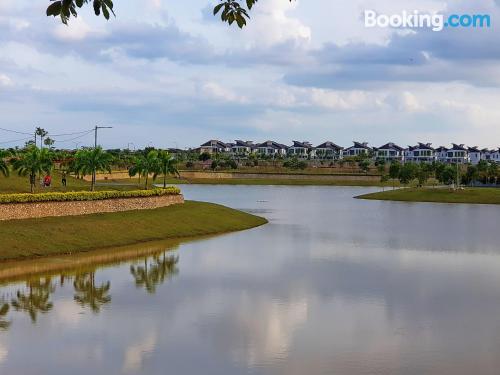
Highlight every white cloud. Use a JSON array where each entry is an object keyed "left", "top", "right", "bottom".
[
  {"left": 53, "top": 17, "right": 95, "bottom": 41},
  {"left": 0, "top": 74, "right": 12, "bottom": 87},
  {"left": 122, "top": 332, "right": 157, "bottom": 373}
]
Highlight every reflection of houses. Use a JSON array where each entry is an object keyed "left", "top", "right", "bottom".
[
  {"left": 254, "top": 141, "right": 288, "bottom": 156},
  {"left": 315, "top": 141, "right": 343, "bottom": 160},
  {"left": 374, "top": 142, "right": 404, "bottom": 162},
  {"left": 342, "top": 141, "right": 371, "bottom": 158},
  {"left": 405, "top": 143, "right": 436, "bottom": 163},
  {"left": 231, "top": 140, "right": 254, "bottom": 155},
  {"left": 200, "top": 140, "right": 229, "bottom": 154},
  {"left": 288, "top": 141, "right": 313, "bottom": 158}
]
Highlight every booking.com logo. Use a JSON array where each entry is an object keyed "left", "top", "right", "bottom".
[{"left": 364, "top": 10, "right": 491, "bottom": 31}]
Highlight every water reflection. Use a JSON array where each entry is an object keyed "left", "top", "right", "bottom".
[
  {"left": 0, "top": 300, "right": 10, "bottom": 330},
  {"left": 11, "top": 277, "right": 54, "bottom": 323},
  {"left": 130, "top": 254, "right": 179, "bottom": 294},
  {"left": 0, "top": 246, "right": 179, "bottom": 334},
  {"left": 73, "top": 272, "right": 111, "bottom": 314},
  {"left": 0, "top": 186, "right": 500, "bottom": 375}
]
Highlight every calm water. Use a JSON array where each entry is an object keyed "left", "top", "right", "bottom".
[{"left": 1, "top": 185, "right": 500, "bottom": 375}]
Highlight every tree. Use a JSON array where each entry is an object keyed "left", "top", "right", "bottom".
[
  {"left": 73, "top": 147, "right": 113, "bottom": 191},
  {"left": 46, "top": 0, "right": 293, "bottom": 28},
  {"left": 358, "top": 159, "right": 370, "bottom": 174},
  {"left": 388, "top": 161, "right": 401, "bottom": 189},
  {"left": 35, "top": 127, "right": 48, "bottom": 149},
  {"left": 12, "top": 146, "right": 53, "bottom": 193},
  {"left": 380, "top": 174, "right": 389, "bottom": 191},
  {"left": 43, "top": 137, "right": 55, "bottom": 149},
  {"left": 0, "top": 150, "right": 10, "bottom": 177},
  {"left": 157, "top": 151, "right": 180, "bottom": 188},
  {"left": 128, "top": 150, "right": 159, "bottom": 189},
  {"left": 398, "top": 163, "right": 417, "bottom": 186},
  {"left": 199, "top": 152, "right": 211, "bottom": 162}
]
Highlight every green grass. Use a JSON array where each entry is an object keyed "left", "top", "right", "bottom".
[
  {"left": 103, "top": 176, "right": 392, "bottom": 187},
  {"left": 0, "top": 201, "right": 267, "bottom": 261},
  {"left": 356, "top": 187, "right": 500, "bottom": 205}
]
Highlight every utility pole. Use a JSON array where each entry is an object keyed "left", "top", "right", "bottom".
[{"left": 93, "top": 125, "right": 113, "bottom": 188}]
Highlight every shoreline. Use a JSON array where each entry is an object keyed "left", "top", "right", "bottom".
[
  {"left": 356, "top": 187, "right": 500, "bottom": 205},
  {"left": 0, "top": 201, "right": 267, "bottom": 262}
]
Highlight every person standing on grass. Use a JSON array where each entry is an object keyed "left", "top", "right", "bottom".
[{"left": 62, "top": 172, "right": 67, "bottom": 187}]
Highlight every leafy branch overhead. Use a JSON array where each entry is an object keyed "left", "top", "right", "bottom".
[{"left": 46, "top": 0, "right": 293, "bottom": 28}]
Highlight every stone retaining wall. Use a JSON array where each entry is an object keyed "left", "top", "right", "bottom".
[{"left": 0, "top": 194, "right": 184, "bottom": 221}]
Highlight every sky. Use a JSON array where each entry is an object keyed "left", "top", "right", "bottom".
[{"left": 0, "top": 0, "right": 500, "bottom": 149}]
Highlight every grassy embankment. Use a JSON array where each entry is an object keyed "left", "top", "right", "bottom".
[
  {"left": 356, "top": 187, "right": 500, "bottom": 205},
  {"left": 101, "top": 176, "right": 398, "bottom": 187},
  {"left": 0, "top": 201, "right": 267, "bottom": 261}
]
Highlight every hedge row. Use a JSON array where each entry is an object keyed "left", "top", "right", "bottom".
[{"left": 0, "top": 187, "right": 181, "bottom": 204}]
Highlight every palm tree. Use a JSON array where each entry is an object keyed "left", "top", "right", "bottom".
[
  {"left": 0, "top": 150, "right": 10, "bottom": 177},
  {"left": 157, "top": 150, "right": 180, "bottom": 188},
  {"left": 72, "top": 147, "right": 113, "bottom": 191},
  {"left": 73, "top": 272, "right": 111, "bottom": 313},
  {"left": 35, "top": 127, "right": 48, "bottom": 149},
  {"left": 11, "top": 277, "right": 54, "bottom": 323},
  {"left": 43, "top": 137, "right": 55, "bottom": 149},
  {"left": 128, "top": 150, "right": 159, "bottom": 190},
  {"left": 12, "top": 146, "right": 53, "bottom": 193}
]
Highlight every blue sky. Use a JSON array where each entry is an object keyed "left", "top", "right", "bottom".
[{"left": 0, "top": 0, "right": 499, "bottom": 149}]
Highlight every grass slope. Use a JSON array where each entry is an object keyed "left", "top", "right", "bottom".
[
  {"left": 103, "top": 176, "right": 391, "bottom": 187},
  {"left": 357, "top": 188, "right": 500, "bottom": 205},
  {"left": 0, "top": 201, "right": 267, "bottom": 261}
]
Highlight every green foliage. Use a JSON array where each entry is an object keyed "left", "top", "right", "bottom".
[
  {"left": 0, "top": 187, "right": 180, "bottom": 204},
  {"left": 388, "top": 161, "right": 401, "bottom": 180},
  {"left": 199, "top": 152, "right": 211, "bottom": 161},
  {"left": 398, "top": 163, "right": 418, "bottom": 185},
  {"left": 283, "top": 157, "right": 307, "bottom": 170},
  {"left": 72, "top": 147, "right": 113, "bottom": 191},
  {"left": 358, "top": 159, "right": 371, "bottom": 174},
  {"left": 47, "top": 0, "right": 292, "bottom": 28},
  {"left": 47, "top": 0, "right": 115, "bottom": 25},
  {"left": 12, "top": 146, "right": 54, "bottom": 193},
  {"left": 0, "top": 150, "right": 10, "bottom": 177}
]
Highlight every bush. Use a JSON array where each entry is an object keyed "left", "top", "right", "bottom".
[{"left": 0, "top": 187, "right": 181, "bottom": 204}]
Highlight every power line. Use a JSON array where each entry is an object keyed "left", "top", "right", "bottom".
[
  {"left": 54, "top": 130, "right": 95, "bottom": 143},
  {"left": 50, "top": 129, "right": 94, "bottom": 138},
  {"left": 0, "top": 127, "right": 33, "bottom": 136},
  {"left": 0, "top": 136, "right": 33, "bottom": 145}
]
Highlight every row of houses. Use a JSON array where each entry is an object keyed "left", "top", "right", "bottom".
[{"left": 199, "top": 140, "right": 500, "bottom": 165}]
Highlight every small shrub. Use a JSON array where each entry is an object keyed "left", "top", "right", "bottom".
[{"left": 0, "top": 187, "right": 181, "bottom": 204}]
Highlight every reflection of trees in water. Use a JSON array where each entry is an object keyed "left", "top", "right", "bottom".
[
  {"left": 11, "top": 277, "right": 54, "bottom": 323},
  {"left": 130, "top": 252, "right": 179, "bottom": 294},
  {"left": 0, "top": 299, "right": 10, "bottom": 330},
  {"left": 73, "top": 271, "right": 111, "bottom": 313}
]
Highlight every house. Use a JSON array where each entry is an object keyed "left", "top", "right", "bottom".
[
  {"left": 231, "top": 140, "right": 253, "bottom": 155},
  {"left": 254, "top": 141, "right": 288, "bottom": 156},
  {"left": 481, "top": 148, "right": 493, "bottom": 161},
  {"left": 445, "top": 144, "right": 469, "bottom": 164},
  {"left": 342, "top": 141, "right": 371, "bottom": 158},
  {"left": 374, "top": 142, "right": 404, "bottom": 162},
  {"left": 435, "top": 146, "right": 448, "bottom": 163},
  {"left": 492, "top": 148, "right": 500, "bottom": 163},
  {"left": 199, "top": 140, "right": 229, "bottom": 154},
  {"left": 468, "top": 146, "right": 482, "bottom": 165},
  {"left": 315, "top": 141, "right": 343, "bottom": 160},
  {"left": 288, "top": 141, "right": 313, "bottom": 158},
  {"left": 405, "top": 143, "right": 436, "bottom": 163}
]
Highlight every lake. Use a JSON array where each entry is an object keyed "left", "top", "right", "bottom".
[{"left": 1, "top": 185, "right": 500, "bottom": 375}]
